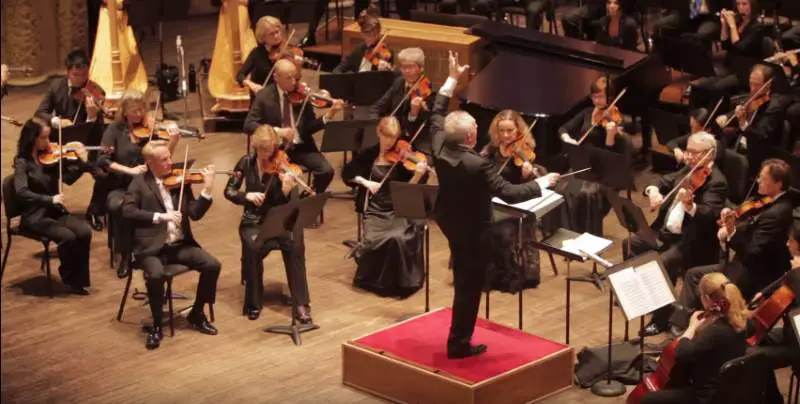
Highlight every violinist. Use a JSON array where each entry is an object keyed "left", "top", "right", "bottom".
[
  {"left": 99, "top": 90, "right": 181, "bottom": 277},
  {"left": 370, "top": 47, "right": 436, "bottom": 158},
  {"left": 559, "top": 76, "right": 628, "bottom": 153},
  {"left": 639, "top": 273, "right": 747, "bottom": 404},
  {"left": 670, "top": 159, "right": 793, "bottom": 331},
  {"left": 244, "top": 59, "right": 343, "bottom": 202},
  {"left": 591, "top": 0, "right": 639, "bottom": 51},
  {"left": 224, "top": 125, "right": 313, "bottom": 322},
  {"left": 237, "top": 16, "right": 286, "bottom": 96},
  {"left": 666, "top": 108, "right": 727, "bottom": 169},
  {"left": 333, "top": 9, "right": 393, "bottom": 73},
  {"left": 121, "top": 141, "right": 221, "bottom": 350},
  {"left": 714, "top": 64, "right": 784, "bottom": 179},
  {"left": 480, "top": 110, "right": 559, "bottom": 293},
  {"left": 12, "top": 118, "right": 92, "bottom": 295},
  {"left": 34, "top": 48, "right": 107, "bottom": 231},
  {"left": 341, "top": 116, "right": 427, "bottom": 298},
  {"left": 625, "top": 132, "right": 728, "bottom": 337}
]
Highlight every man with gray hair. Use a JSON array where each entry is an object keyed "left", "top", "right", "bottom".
[
  {"left": 371, "top": 47, "right": 436, "bottom": 158},
  {"left": 624, "top": 131, "right": 728, "bottom": 337},
  {"left": 432, "top": 51, "right": 559, "bottom": 359}
]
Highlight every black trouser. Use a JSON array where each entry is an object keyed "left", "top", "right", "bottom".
[
  {"left": 107, "top": 189, "right": 130, "bottom": 256},
  {"left": 444, "top": 231, "right": 491, "bottom": 350},
  {"left": 653, "top": 11, "right": 720, "bottom": 45},
  {"left": 24, "top": 214, "right": 92, "bottom": 288},
  {"left": 691, "top": 69, "right": 741, "bottom": 110},
  {"left": 138, "top": 243, "right": 221, "bottom": 326},
  {"left": 623, "top": 231, "right": 684, "bottom": 327},
  {"left": 239, "top": 225, "right": 310, "bottom": 310},
  {"left": 640, "top": 388, "right": 701, "bottom": 404},
  {"left": 87, "top": 173, "right": 110, "bottom": 216},
  {"left": 287, "top": 146, "right": 334, "bottom": 194},
  {"left": 562, "top": 2, "right": 605, "bottom": 40}
]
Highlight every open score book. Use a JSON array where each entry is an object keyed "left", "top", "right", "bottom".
[{"left": 607, "top": 261, "right": 676, "bottom": 321}]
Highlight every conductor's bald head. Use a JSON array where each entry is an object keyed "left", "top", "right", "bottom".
[{"left": 274, "top": 59, "right": 298, "bottom": 92}]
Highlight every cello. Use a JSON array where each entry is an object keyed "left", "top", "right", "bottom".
[
  {"left": 89, "top": 0, "right": 148, "bottom": 110},
  {"left": 208, "top": 0, "right": 257, "bottom": 113}
]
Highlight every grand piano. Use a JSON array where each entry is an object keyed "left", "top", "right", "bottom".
[{"left": 460, "top": 21, "right": 672, "bottom": 159}]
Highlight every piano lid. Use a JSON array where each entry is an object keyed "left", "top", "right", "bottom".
[{"left": 461, "top": 51, "right": 607, "bottom": 117}]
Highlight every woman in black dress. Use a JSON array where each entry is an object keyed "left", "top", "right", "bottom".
[
  {"left": 332, "top": 9, "right": 394, "bottom": 74},
  {"left": 11, "top": 118, "right": 92, "bottom": 294},
  {"left": 236, "top": 15, "right": 285, "bottom": 96},
  {"left": 639, "top": 273, "right": 748, "bottom": 404},
  {"left": 341, "top": 116, "right": 427, "bottom": 298},
  {"left": 592, "top": 0, "right": 639, "bottom": 51}
]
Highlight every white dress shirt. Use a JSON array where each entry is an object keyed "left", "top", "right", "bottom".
[
  {"left": 277, "top": 89, "right": 300, "bottom": 145},
  {"left": 152, "top": 177, "right": 183, "bottom": 245}
]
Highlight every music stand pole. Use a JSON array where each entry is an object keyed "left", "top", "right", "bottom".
[{"left": 582, "top": 251, "right": 626, "bottom": 397}]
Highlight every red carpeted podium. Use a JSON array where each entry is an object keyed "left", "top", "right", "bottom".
[{"left": 342, "top": 308, "right": 574, "bottom": 404}]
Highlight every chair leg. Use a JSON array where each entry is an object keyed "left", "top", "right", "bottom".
[
  {"left": 1, "top": 235, "right": 12, "bottom": 281},
  {"left": 107, "top": 213, "right": 115, "bottom": 268},
  {"left": 116, "top": 265, "right": 135, "bottom": 322},
  {"left": 167, "top": 279, "right": 175, "bottom": 337},
  {"left": 43, "top": 242, "right": 53, "bottom": 298}
]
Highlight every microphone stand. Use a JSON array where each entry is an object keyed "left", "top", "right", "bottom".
[{"left": 581, "top": 249, "right": 627, "bottom": 397}]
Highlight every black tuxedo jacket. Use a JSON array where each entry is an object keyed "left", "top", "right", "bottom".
[
  {"left": 35, "top": 77, "right": 106, "bottom": 126},
  {"left": 431, "top": 91, "right": 541, "bottom": 240},
  {"left": 370, "top": 75, "right": 436, "bottom": 156},
  {"left": 122, "top": 172, "right": 213, "bottom": 257},
  {"left": 243, "top": 83, "right": 325, "bottom": 151},
  {"left": 737, "top": 96, "right": 785, "bottom": 174},
  {"left": 728, "top": 194, "right": 794, "bottom": 280},
  {"left": 12, "top": 157, "right": 85, "bottom": 226},
  {"left": 649, "top": 165, "right": 728, "bottom": 264},
  {"left": 333, "top": 43, "right": 396, "bottom": 74}
]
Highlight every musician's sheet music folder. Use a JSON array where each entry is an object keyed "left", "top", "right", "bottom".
[
  {"left": 560, "top": 233, "right": 612, "bottom": 257},
  {"left": 606, "top": 251, "right": 676, "bottom": 321},
  {"left": 491, "top": 188, "right": 564, "bottom": 218}
]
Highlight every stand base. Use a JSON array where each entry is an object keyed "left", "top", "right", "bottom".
[
  {"left": 264, "top": 322, "right": 320, "bottom": 346},
  {"left": 567, "top": 271, "right": 606, "bottom": 292},
  {"left": 590, "top": 379, "right": 626, "bottom": 397}
]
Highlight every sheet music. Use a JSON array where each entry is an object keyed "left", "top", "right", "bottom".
[
  {"left": 492, "top": 189, "right": 563, "bottom": 217},
  {"left": 561, "top": 233, "right": 612, "bottom": 257},
  {"left": 608, "top": 268, "right": 651, "bottom": 320},
  {"left": 636, "top": 261, "right": 675, "bottom": 311}
]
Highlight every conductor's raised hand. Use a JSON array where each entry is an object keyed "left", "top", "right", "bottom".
[{"left": 448, "top": 50, "right": 469, "bottom": 80}]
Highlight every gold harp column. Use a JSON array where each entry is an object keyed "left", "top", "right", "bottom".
[{"left": 1, "top": 0, "right": 88, "bottom": 86}]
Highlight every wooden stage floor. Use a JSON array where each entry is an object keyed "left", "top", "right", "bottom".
[{"left": 0, "top": 12, "right": 791, "bottom": 404}]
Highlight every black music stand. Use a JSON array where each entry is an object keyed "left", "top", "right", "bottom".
[
  {"left": 389, "top": 182, "right": 438, "bottom": 314},
  {"left": 606, "top": 188, "right": 660, "bottom": 253},
  {"left": 321, "top": 119, "right": 379, "bottom": 200},
  {"left": 52, "top": 122, "right": 100, "bottom": 145},
  {"left": 320, "top": 71, "right": 397, "bottom": 107},
  {"left": 260, "top": 196, "right": 323, "bottom": 346}
]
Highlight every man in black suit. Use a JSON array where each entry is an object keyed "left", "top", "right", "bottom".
[
  {"left": 370, "top": 47, "right": 436, "bottom": 158},
  {"left": 122, "top": 141, "right": 222, "bottom": 350},
  {"left": 243, "top": 59, "right": 343, "bottom": 204},
  {"left": 670, "top": 158, "right": 794, "bottom": 331},
  {"left": 35, "top": 48, "right": 107, "bottom": 231},
  {"left": 433, "top": 52, "right": 559, "bottom": 359},
  {"left": 623, "top": 132, "right": 728, "bottom": 336}
]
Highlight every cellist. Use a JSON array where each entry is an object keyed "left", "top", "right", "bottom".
[{"left": 35, "top": 49, "right": 107, "bottom": 231}]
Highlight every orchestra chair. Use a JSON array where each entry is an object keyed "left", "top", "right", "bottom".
[
  {"left": 718, "top": 150, "right": 749, "bottom": 205},
  {"left": 709, "top": 351, "right": 769, "bottom": 404},
  {"left": 1, "top": 176, "right": 55, "bottom": 298},
  {"left": 116, "top": 253, "right": 215, "bottom": 337}
]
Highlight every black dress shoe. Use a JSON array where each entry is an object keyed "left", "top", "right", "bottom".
[
  {"left": 68, "top": 285, "right": 90, "bottom": 295},
  {"left": 447, "top": 343, "right": 488, "bottom": 359},
  {"left": 188, "top": 313, "right": 218, "bottom": 335},
  {"left": 296, "top": 305, "right": 313, "bottom": 324},
  {"left": 116, "top": 259, "right": 130, "bottom": 279},
  {"left": 145, "top": 326, "right": 163, "bottom": 350},
  {"left": 639, "top": 321, "right": 668, "bottom": 337},
  {"left": 85, "top": 212, "right": 104, "bottom": 231}
]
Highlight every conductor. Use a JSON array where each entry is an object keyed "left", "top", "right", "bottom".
[{"left": 433, "top": 52, "right": 559, "bottom": 359}]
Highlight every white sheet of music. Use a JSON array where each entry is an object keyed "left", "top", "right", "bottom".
[
  {"left": 636, "top": 261, "right": 675, "bottom": 312},
  {"left": 608, "top": 261, "right": 676, "bottom": 321},
  {"left": 561, "top": 233, "right": 612, "bottom": 257},
  {"left": 492, "top": 188, "right": 564, "bottom": 217}
]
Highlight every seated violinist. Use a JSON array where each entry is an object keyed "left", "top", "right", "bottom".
[
  {"left": 237, "top": 16, "right": 292, "bottom": 96},
  {"left": 370, "top": 47, "right": 435, "bottom": 158},
  {"left": 34, "top": 48, "right": 107, "bottom": 231},
  {"left": 341, "top": 116, "right": 427, "bottom": 298},
  {"left": 224, "top": 124, "right": 313, "bottom": 322},
  {"left": 559, "top": 76, "right": 629, "bottom": 153},
  {"left": 670, "top": 159, "right": 793, "bottom": 332},
  {"left": 639, "top": 273, "right": 748, "bottom": 404},
  {"left": 591, "top": 0, "right": 639, "bottom": 51},
  {"left": 12, "top": 118, "right": 93, "bottom": 295},
  {"left": 333, "top": 9, "right": 393, "bottom": 74},
  {"left": 666, "top": 108, "right": 727, "bottom": 169},
  {"left": 480, "top": 110, "right": 560, "bottom": 292},
  {"left": 99, "top": 90, "right": 181, "bottom": 277},
  {"left": 714, "top": 64, "right": 784, "bottom": 180},
  {"left": 121, "top": 142, "right": 221, "bottom": 350},
  {"left": 625, "top": 132, "right": 728, "bottom": 337},
  {"left": 243, "top": 59, "right": 344, "bottom": 204}
]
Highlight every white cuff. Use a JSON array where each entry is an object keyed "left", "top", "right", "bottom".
[
  {"left": 534, "top": 177, "right": 551, "bottom": 190},
  {"left": 645, "top": 186, "right": 659, "bottom": 197},
  {"left": 152, "top": 213, "right": 160, "bottom": 224},
  {"left": 50, "top": 116, "right": 61, "bottom": 128},
  {"left": 201, "top": 189, "right": 213, "bottom": 200},
  {"left": 438, "top": 77, "right": 457, "bottom": 98},
  {"left": 408, "top": 114, "right": 418, "bottom": 122},
  {"left": 685, "top": 202, "right": 697, "bottom": 216}
]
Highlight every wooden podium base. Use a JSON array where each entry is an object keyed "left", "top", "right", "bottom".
[{"left": 342, "top": 308, "right": 574, "bottom": 404}]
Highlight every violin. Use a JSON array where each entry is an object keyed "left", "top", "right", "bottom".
[
  {"left": 162, "top": 168, "right": 239, "bottom": 189},
  {"left": 412, "top": 76, "right": 433, "bottom": 100},
  {"left": 591, "top": 105, "right": 623, "bottom": 127},
  {"left": 268, "top": 44, "right": 319, "bottom": 70},
  {"left": 687, "top": 164, "right": 711, "bottom": 192},
  {"left": 717, "top": 195, "right": 776, "bottom": 227},
  {"left": 262, "top": 149, "right": 316, "bottom": 195},
  {"left": 71, "top": 80, "right": 113, "bottom": 118},
  {"left": 718, "top": 78, "right": 773, "bottom": 129},
  {"left": 288, "top": 82, "right": 341, "bottom": 109},
  {"left": 384, "top": 140, "right": 433, "bottom": 173},
  {"left": 130, "top": 121, "right": 205, "bottom": 142},
  {"left": 499, "top": 136, "right": 536, "bottom": 169},
  {"left": 38, "top": 142, "right": 114, "bottom": 165}
]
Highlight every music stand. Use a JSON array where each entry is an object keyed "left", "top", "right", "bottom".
[
  {"left": 260, "top": 196, "right": 320, "bottom": 346},
  {"left": 320, "top": 119, "right": 379, "bottom": 152},
  {"left": 606, "top": 188, "right": 660, "bottom": 252},
  {"left": 389, "top": 182, "right": 438, "bottom": 313},
  {"left": 591, "top": 146, "right": 636, "bottom": 194},
  {"left": 52, "top": 122, "right": 98, "bottom": 144},
  {"left": 655, "top": 35, "right": 715, "bottom": 77}
]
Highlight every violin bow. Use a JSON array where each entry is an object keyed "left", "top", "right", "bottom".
[
  {"left": 576, "top": 87, "right": 628, "bottom": 146},
  {"left": 177, "top": 145, "right": 190, "bottom": 213},
  {"left": 496, "top": 118, "right": 539, "bottom": 176},
  {"left": 58, "top": 122, "right": 64, "bottom": 196},
  {"left": 262, "top": 28, "right": 296, "bottom": 87},
  {"left": 148, "top": 93, "right": 163, "bottom": 142},
  {"left": 388, "top": 75, "right": 424, "bottom": 118},
  {"left": 653, "top": 146, "right": 715, "bottom": 211},
  {"left": 722, "top": 77, "right": 773, "bottom": 128},
  {"left": 364, "top": 122, "right": 427, "bottom": 207},
  {"left": 701, "top": 97, "right": 725, "bottom": 131},
  {"left": 295, "top": 64, "right": 323, "bottom": 125},
  {"left": 366, "top": 31, "right": 390, "bottom": 62}
]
